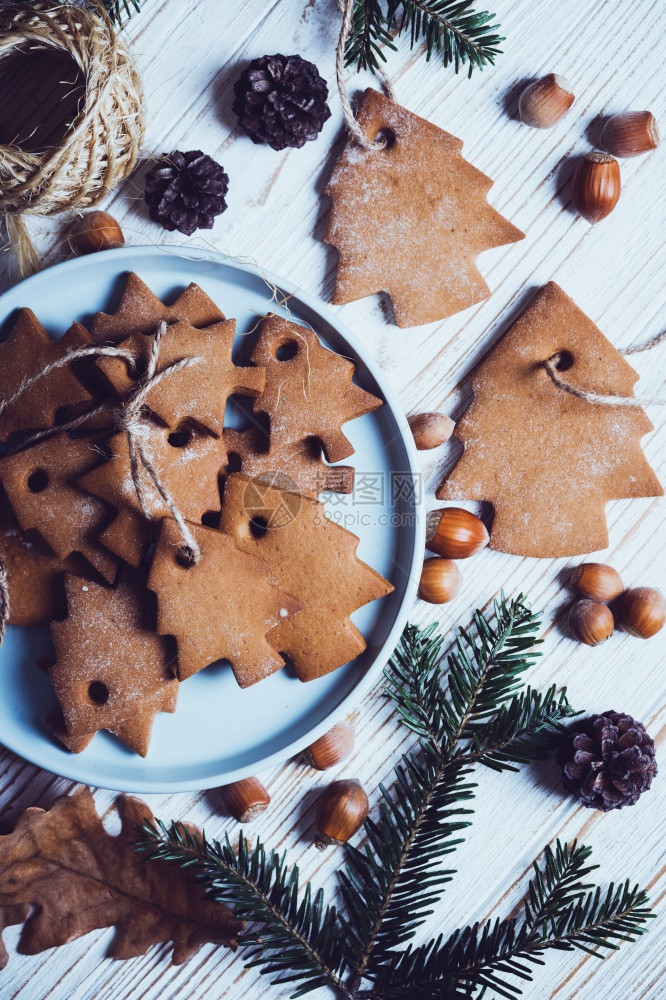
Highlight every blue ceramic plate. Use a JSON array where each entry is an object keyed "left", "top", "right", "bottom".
[{"left": 0, "top": 246, "right": 423, "bottom": 791}]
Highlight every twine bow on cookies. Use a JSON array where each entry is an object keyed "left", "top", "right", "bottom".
[{"left": 0, "top": 320, "right": 205, "bottom": 642}]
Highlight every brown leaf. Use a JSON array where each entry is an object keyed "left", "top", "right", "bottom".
[{"left": 0, "top": 787, "right": 243, "bottom": 967}]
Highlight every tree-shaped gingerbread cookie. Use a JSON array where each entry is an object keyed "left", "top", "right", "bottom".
[
  {"left": 437, "top": 283, "right": 662, "bottom": 557},
  {"left": 325, "top": 89, "right": 524, "bottom": 327}
]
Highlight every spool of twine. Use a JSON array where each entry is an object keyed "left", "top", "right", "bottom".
[{"left": 0, "top": 1, "right": 145, "bottom": 276}]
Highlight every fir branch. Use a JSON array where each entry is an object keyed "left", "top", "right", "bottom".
[
  {"left": 463, "top": 685, "right": 577, "bottom": 772},
  {"left": 134, "top": 822, "right": 349, "bottom": 998},
  {"left": 390, "top": 0, "right": 504, "bottom": 76},
  {"left": 138, "top": 607, "right": 653, "bottom": 999},
  {"left": 345, "top": 1, "right": 503, "bottom": 76},
  {"left": 98, "top": 0, "right": 142, "bottom": 25},
  {"left": 370, "top": 840, "right": 654, "bottom": 998},
  {"left": 342, "top": 596, "right": 554, "bottom": 982},
  {"left": 344, "top": 0, "right": 398, "bottom": 73}
]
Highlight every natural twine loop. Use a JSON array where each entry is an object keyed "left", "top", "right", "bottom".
[
  {"left": 336, "top": 0, "right": 395, "bottom": 151},
  {"left": 0, "top": 321, "right": 204, "bottom": 643},
  {"left": 541, "top": 328, "right": 666, "bottom": 407},
  {"left": 0, "top": 1, "right": 145, "bottom": 276},
  {"left": 119, "top": 321, "right": 203, "bottom": 566}
]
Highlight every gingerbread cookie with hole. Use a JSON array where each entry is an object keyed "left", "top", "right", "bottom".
[
  {"left": 437, "top": 282, "right": 663, "bottom": 556},
  {"left": 49, "top": 569, "right": 178, "bottom": 755},
  {"left": 148, "top": 517, "right": 302, "bottom": 687},
  {"left": 251, "top": 314, "right": 382, "bottom": 462},
  {"left": 219, "top": 473, "right": 393, "bottom": 680},
  {"left": 0, "top": 309, "right": 94, "bottom": 443},
  {"left": 77, "top": 425, "right": 224, "bottom": 566},
  {"left": 223, "top": 426, "right": 354, "bottom": 499},
  {"left": 97, "top": 318, "right": 265, "bottom": 440},
  {"left": 324, "top": 88, "right": 525, "bottom": 327},
  {"left": 0, "top": 434, "right": 118, "bottom": 583}
]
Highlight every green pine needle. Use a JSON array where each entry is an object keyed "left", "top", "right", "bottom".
[
  {"left": 134, "top": 823, "right": 348, "bottom": 997},
  {"left": 98, "top": 0, "right": 142, "bottom": 25},
  {"left": 135, "top": 602, "right": 653, "bottom": 999},
  {"left": 345, "top": 0, "right": 504, "bottom": 76}
]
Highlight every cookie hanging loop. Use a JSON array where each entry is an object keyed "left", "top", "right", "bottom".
[
  {"left": 542, "top": 352, "right": 666, "bottom": 407},
  {"left": 336, "top": 0, "right": 394, "bottom": 151}
]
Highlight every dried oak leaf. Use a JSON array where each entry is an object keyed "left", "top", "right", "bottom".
[
  {"left": 324, "top": 89, "right": 525, "bottom": 327},
  {"left": 0, "top": 787, "right": 243, "bottom": 969}
]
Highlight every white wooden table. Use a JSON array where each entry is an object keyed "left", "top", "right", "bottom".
[{"left": 1, "top": 1, "right": 665, "bottom": 998}]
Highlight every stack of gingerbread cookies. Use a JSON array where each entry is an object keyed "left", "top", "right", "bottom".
[{"left": 0, "top": 274, "right": 393, "bottom": 756}]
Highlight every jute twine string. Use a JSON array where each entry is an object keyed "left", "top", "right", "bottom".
[
  {"left": 0, "top": 1, "right": 145, "bottom": 276},
  {"left": 542, "top": 328, "right": 666, "bottom": 407},
  {"left": 336, "top": 0, "right": 395, "bottom": 151},
  {"left": 0, "top": 321, "right": 204, "bottom": 642}
]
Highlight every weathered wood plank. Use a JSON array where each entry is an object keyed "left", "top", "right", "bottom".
[{"left": 1, "top": 0, "right": 664, "bottom": 997}]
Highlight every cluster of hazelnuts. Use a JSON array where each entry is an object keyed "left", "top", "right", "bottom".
[
  {"left": 518, "top": 74, "right": 659, "bottom": 224},
  {"left": 216, "top": 722, "right": 369, "bottom": 849},
  {"left": 407, "top": 412, "right": 489, "bottom": 606},
  {"left": 568, "top": 562, "right": 665, "bottom": 646}
]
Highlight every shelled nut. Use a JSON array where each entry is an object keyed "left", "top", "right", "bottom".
[
  {"left": 426, "top": 508, "right": 489, "bottom": 559},
  {"left": 570, "top": 563, "right": 623, "bottom": 603},
  {"left": 569, "top": 599, "right": 614, "bottom": 646},
  {"left": 68, "top": 211, "right": 124, "bottom": 255},
  {"left": 408, "top": 412, "right": 454, "bottom": 450},
  {"left": 601, "top": 111, "right": 660, "bottom": 158},
  {"left": 218, "top": 776, "right": 270, "bottom": 822},
  {"left": 302, "top": 722, "right": 355, "bottom": 770},
  {"left": 615, "top": 587, "right": 666, "bottom": 639},
  {"left": 518, "top": 74, "right": 575, "bottom": 128},
  {"left": 570, "top": 152, "right": 621, "bottom": 223},
  {"left": 418, "top": 558, "right": 460, "bottom": 604},
  {"left": 314, "top": 779, "right": 369, "bottom": 849}
]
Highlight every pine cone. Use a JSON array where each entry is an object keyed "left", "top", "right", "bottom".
[
  {"left": 233, "top": 54, "right": 331, "bottom": 151},
  {"left": 558, "top": 711, "right": 657, "bottom": 811},
  {"left": 144, "top": 151, "right": 229, "bottom": 236}
]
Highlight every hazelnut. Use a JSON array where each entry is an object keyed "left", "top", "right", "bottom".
[
  {"left": 314, "top": 779, "right": 369, "bottom": 849},
  {"left": 519, "top": 74, "right": 575, "bottom": 128},
  {"left": 601, "top": 111, "right": 659, "bottom": 158},
  {"left": 218, "top": 776, "right": 270, "bottom": 822},
  {"left": 615, "top": 587, "right": 666, "bottom": 639},
  {"left": 426, "top": 508, "right": 489, "bottom": 559},
  {"left": 302, "top": 722, "right": 355, "bottom": 770},
  {"left": 571, "top": 152, "right": 621, "bottom": 223},
  {"left": 68, "top": 211, "right": 124, "bottom": 255},
  {"left": 418, "top": 558, "right": 461, "bottom": 604},
  {"left": 408, "top": 412, "right": 455, "bottom": 450},
  {"left": 569, "top": 599, "right": 614, "bottom": 646},
  {"left": 570, "top": 563, "right": 623, "bottom": 603}
]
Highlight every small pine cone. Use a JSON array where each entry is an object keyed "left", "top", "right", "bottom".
[
  {"left": 144, "top": 151, "right": 229, "bottom": 236},
  {"left": 558, "top": 711, "right": 657, "bottom": 811},
  {"left": 233, "top": 53, "right": 331, "bottom": 151}
]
